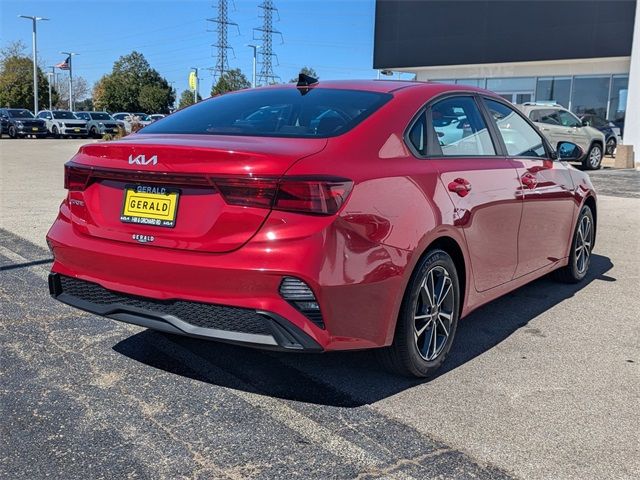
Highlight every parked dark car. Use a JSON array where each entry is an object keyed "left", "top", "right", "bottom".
[
  {"left": 580, "top": 114, "right": 622, "bottom": 156},
  {"left": 0, "top": 108, "right": 48, "bottom": 138}
]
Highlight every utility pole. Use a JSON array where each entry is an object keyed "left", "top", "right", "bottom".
[
  {"left": 247, "top": 44, "right": 261, "bottom": 88},
  {"left": 18, "top": 15, "right": 49, "bottom": 114},
  {"left": 207, "top": 0, "right": 239, "bottom": 83},
  {"left": 60, "top": 51, "right": 78, "bottom": 111},
  {"left": 253, "top": 0, "right": 283, "bottom": 85}
]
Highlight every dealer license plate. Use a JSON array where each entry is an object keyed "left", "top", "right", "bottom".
[{"left": 120, "top": 185, "right": 179, "bottom": 228}]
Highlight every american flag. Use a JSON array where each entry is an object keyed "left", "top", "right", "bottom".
[{"left": 56, "top": 56, "right": 70, "bottom": 70}]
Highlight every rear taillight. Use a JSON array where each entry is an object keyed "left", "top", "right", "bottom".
[
  {"left": 274, "top": 179, "right": 352, "bottom": 215},
  {"left": 215, "top": 177, "right": 353, "bottom": 215},
  {"left": 215, "top": 178, "right": 278, "bottom": 209},
  {"left": 64, "top": 163, "right": 91, "bottom": 191}
]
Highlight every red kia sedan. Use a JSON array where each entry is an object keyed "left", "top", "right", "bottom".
[{"left": 47, "top": 79, "right": 596, "bottom": 377}]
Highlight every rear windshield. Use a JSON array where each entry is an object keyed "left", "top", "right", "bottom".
[
  {"left": 140, "top": 88, "right": 391, "bottom": 138},
  {"left": 53, "top": 111, "right": 77, "bottom": 119},
  {"left": 8, "top": 109, "right": 35, "bottom": 118},
  {"left": 90, "top": 112, "right": 113, "bottom": 120}
]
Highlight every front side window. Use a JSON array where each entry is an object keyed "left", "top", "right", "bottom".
[
  {"left": 484, "top": 99, "right": 547, "bottom": 158},
  {"left": 141, "top": 88, "right": 391, "bottom": 138},
  {"left": 530, "top": 109, "right": 561, "bottom": 125},
  {"left": 428, "top": 96, "right": 496, "bottom": 156},
  {"left": 556, "top": 110, "right": 581, "bottom": 128}
]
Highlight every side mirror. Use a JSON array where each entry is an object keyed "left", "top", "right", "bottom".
[
  {"left": 581, "top": 119, "right": 591, "bottom": 127},
  {"left": 556, "top": 141, "right": 584, "bottom": 161}
]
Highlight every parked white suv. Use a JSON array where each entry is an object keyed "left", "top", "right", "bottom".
[
  {"left": 36, "top": 110, "right": 88, "bottom": 138},
  {"left": 516, "top": 103, "right": 605, "bottom": 169}
]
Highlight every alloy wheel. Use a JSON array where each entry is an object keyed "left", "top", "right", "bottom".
[
  {"left": 606, "top": 139, "right": 616, "bottom": 156},
  {"left": 414, "top": 266, "right": 455, "bottom": 361},
  {"left": 575, "top": 214, "right": 592, "bottom": 275},
  {"left": 589, "top": 146, "right": 602, "bottom": 168}
]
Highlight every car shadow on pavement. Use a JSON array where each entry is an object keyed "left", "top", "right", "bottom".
[{"left": 114, "top": 254, "right": 614, "bottom": 408}]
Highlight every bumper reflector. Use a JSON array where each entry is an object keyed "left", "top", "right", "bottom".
[{"left": 279, "top": 277, "right": 324, "bottom": 329}]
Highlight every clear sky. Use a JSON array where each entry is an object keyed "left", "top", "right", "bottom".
[{"left": 1, "top": 0, "right": 393, "bottom": 98}]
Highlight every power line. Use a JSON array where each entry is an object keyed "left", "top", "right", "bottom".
[
  {"left": 253, "top": 0, "right": 283, "bottom": 85},
  {"left": 207, "top": 0, "right": 239, "bottom": 81}
]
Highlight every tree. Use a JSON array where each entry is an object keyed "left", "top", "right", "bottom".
[
  {"left": 0, "top": 41, "right": 57, "bottom": 110},
  {"left": 55, "top": 76, "right": 90, "bottom": 109},
  {"left": 211, "top": 69, "right": 250, "bottom": 96},
  {"left": 289, "top": 67, "right": 318, "bottom": 83},
  {"left": 178, "top": 89, "right": 201, "bottom": 109},
  {"left": 74, "top": 98, "right": 94, "bottom": 111},
  {"left": 95, "top": 51, "right": 175, "bottom": 113}
]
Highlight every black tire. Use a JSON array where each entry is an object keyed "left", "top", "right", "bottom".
[
  {"left": 605, "top": 137, "right": 616, "bottom": 156},
  {"left": 8, "top": 125, "right": 17, "bottom": 139},
  {"left": 52, "top": 125, "right": 60, "bottom": 139},
  {"left": 582, "top": 143, "right": 603, "bottom": 170},
  {"left": 553, "top": 205, "right": 594, "bottom": 283},
  {"left": 377, "top": 249, "right": 460, "bottom": 377},
  {"left": 90, "top": 127, "right": 99, "bottom": 138}
]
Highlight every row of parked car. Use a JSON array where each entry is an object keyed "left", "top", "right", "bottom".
[{"left": 0, "top": 109, "right": 166, "bottom": 139}]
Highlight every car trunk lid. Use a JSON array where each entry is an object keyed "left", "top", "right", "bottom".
[{"left": 66, "top": 134, "right": 327, "bottom": 253}]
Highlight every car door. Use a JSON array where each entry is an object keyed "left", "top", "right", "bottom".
[
  {"left": 482, "top": 98, "right": 577, "bottom": 277},
  {"left": 424, "top": 95, "right": 522, "bottom": 292}
]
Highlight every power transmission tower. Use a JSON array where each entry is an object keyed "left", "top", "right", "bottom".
[
  {"left": 207, "top": 0, "right": 239, "bottom": 81},
  {"left": 253, "top": 0, "right": 283, "bottom": 85}
]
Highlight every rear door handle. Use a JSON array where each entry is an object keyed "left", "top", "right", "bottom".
[{"left": 448, "top": 178, "right": 472, "bottom": 197}]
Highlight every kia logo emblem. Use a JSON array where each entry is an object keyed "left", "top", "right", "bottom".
[{"left": 128, "top": 154, "right": 158, "bottom": 166}]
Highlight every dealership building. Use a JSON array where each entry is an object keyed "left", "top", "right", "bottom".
[{"left": 374, "top": 0, "right": 639, "bottom": 166}]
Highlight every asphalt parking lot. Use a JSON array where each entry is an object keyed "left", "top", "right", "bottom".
[{"left": 1, "top": 139, "right": 639, "bottom": 480}]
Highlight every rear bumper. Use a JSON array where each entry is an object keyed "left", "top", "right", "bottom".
[
  {"left": 47, "top": 209, "right": 410, "bottom": 351},
  {"left": 49, "top": 273, "right": 322, "bottom": 351}
]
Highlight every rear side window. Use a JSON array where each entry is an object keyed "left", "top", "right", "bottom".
[
  {"left": 429, "top": 96, "right": 496, "bottom": 156},
  {"left": 141, "top": 88, "right": 391, "bottom": 138},
  {"left": 484, "top": 99, "right": 547, "bottom": 158}
]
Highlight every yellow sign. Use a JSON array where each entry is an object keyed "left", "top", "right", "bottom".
[
  {"left": 188, "top": 71, "right": 197, "bottom": 91},
  {"left": 121, "top": 187, "right": 179, "bottom": 228}
]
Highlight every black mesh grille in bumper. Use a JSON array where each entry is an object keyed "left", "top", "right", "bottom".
[
  {"left": 57, "top": 275, "right": 271, "bottom": 335},
  {"left": 49, "top": 274, "right": 322, "bottom": 351}
]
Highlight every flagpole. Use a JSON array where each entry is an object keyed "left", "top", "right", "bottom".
[{"left": 61, "top": 51, "right": 78, "bottom": 111}]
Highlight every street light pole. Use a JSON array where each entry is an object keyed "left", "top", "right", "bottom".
[
  {"left": 19, "top": 15, "right": 49, "bottom": 114},
  {"left": 247, "top": 44, "right": 261, "bottom": 88},
  {"left": 61, "top": 51, "right": 78, "bottom": 111}
]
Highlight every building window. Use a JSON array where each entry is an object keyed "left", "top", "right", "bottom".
[
  {"left": 536, "top": 77, "right": 571, "bottom": 108},
  {"left": 571, "top": 76, "right": 610, "bottom": 119},
  {"left": 456, "top": 78, "right": 485, "bottom": 88},
  {"left": 608, "top": 76, "right": 628, "bottom": 121}
]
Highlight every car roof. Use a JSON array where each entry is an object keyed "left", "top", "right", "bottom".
[{"left": 253, "top": 79, "right": 485, "bottom": 94}]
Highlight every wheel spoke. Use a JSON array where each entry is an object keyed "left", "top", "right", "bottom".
[
  {"left": 437, "top": 277, "right": 452, "bottom": 307},
  {"left": 429, "top": 322, "right": 438, "bottom": 359},
  {"left": 438, "top": 316, "right": 450, "bottom": 337},
  {"left": 415, "top": 319, "right": 433, "bottom": 339}
]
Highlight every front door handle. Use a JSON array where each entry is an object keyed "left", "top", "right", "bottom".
[
  {"left": 448, "top": 178, "right": 472, "bottom": 197},
  {"left": 521, "top": 173, "right": 538, "bottom": 189}
]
